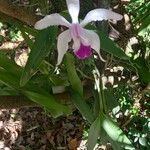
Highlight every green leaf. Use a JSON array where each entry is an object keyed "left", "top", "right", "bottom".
[
  {"left": 48, "top": 74, "right": 68, "bottom": 86},
  {"left": 93, "top": 91, "right": 100, "bottom": 119},
  {"left": 25, "top": 146, "right": 32, "bottom": 150},
  {"left": 20, "top": 28, "right": 34, "bottom": 48},
  {"left": 23, "top": 90, "right": 71, "bottom": 117},
  {"left": 139, "top": 137, "right": 147, "bottom": 146},
  {"left": 131, "top": 57, "right": 150, "bottom": 83},
  {"left": 23, "top": 26, "right": 38, "bottom": 37},
  {"left": 20, "top": 26, "right": 58, "bottom": 86},
  {"left": 100, "top": 128, "right": 125, "bottom": 150},
  {"left": 39, "top": 60, "right": 53, "bottom": 75},
  {"left": 0, "top": 69, "right": 20, "bottom": 89},
  {"left": 0, "top": 51, "right": 22, "bottom": 77},
  {"left": 138, "top": 16, "right": 150, "bottom": 32},
  {"left": 97, "top": 30, "right": 129, "bottom": 61},
  {"left": 102, "top": 114, "right": 133, "bottom": 147},
  {"left": 104, "top": 88, "right": 119, "bottom": 110},
  {"left": 65, "top": 53, "right": 83, "bottom": 96},
  {"left": 0, "top": 85, "right": 19, "bottom": 96},
  {"left": 70, "top": 89, "right": 94, "bottom": 123},
  {"left": 87, "top": 114, "right": 102, "bottom": 150}
]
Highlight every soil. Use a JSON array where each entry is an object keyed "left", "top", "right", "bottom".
[{"left": 0, "top": 107, "right": 85, "bottom": 150}]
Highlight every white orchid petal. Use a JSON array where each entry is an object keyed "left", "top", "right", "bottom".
[
  {"left": 82, "top": 29, "right": 106, "bottom": 61},
  {"left": 80, "top": 9, "right": 123, "bottom": 27},
  {"left": 35, "top": 13, "right": 71, "bottom": 29},
  {"left": 66, "top": 0, "right": 80, "bottom": 23},
  {"left": 57, "top": 30, "right": 71, "bottom": 65},
  {"left": 81, "top": 29, "right": 100, "bottom": 56}
]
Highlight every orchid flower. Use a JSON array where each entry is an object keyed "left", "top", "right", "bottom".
[{"left": 35, "top": 0, "right": 123, "bottom": 65}]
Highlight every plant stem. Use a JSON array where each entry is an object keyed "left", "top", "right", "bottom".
[
  {"left": 93, "top": 67, "right": 104, "bottom": 112},
  {"left": 100, "top": 75, "right": 107, "bottom": 113}
]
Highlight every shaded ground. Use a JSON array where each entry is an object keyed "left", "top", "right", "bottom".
[
  {"left": 0, "top": 107, "right": 113, "bottom": 150},
  {"left": 0, "top": 108, "right": 84, "bottom": 150}
]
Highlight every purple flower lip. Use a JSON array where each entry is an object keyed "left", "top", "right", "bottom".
[
  {"left": 70, "top": 24, "right": 92, "bottom": 59},
  {"left": 74, "top": 43, "right": 92, "bottom": 59}
]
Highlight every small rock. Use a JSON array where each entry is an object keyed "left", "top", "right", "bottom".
[
  {"left": 4, "top": 147, "right": 11, "bottom": 150},
  {"left": 0, "top": 141, "right": 4, "bottom": 149}
]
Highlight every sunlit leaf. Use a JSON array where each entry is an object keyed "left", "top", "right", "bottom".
[
  {"left": 102, "top": 114, "right": 133, "bottom": 147},
  {"left": 139, "top": 137, "right": 147, "bottom": 146}
]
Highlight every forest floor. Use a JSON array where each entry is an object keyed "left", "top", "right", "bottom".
[{"left": 0, "top": 107, "right": 113, "bottom": 150}]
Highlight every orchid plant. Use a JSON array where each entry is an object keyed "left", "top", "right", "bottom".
[{"left": 35, "top": 0, "right": 123, "bottom": 65}]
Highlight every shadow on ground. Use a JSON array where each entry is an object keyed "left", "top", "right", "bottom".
[{"left": 0, "top": 107, "right": 84, "bottom": 150}]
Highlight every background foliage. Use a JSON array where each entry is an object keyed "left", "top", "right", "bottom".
[{"left": 0, "top": 0, "right": 149, "bottom": 149}]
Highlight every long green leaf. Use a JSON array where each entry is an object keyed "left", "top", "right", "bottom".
[
  {"left": 93, "top": 91, "right": 100, "bottom": 119},
  {"left": 102, "top": 114, "right": 133, "bottom": 147},
  {"left": 23, "top": 90, "right": 71, "bottom": 117},
  {"left": 87, "top": 115, "right": 102, "bottom": 150},
  {"left": 65, "top": 53, "right": 83, "bottom": 96},
  {"left": 20, "top": 26, "right": 58, "bottom": 86},
  {"left": 0, "top": 69, "right": 20, "bottom": 88},
  {"left": 97, "top": 30, "right": 129, "bottom": 60},
  {"left": 70, "top": 90, "right": 94, "bottom": 123},
  {"left": 0, "top": 52, "right": 22, "bottom": 77}
]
